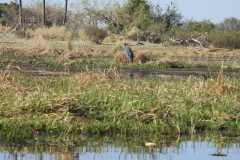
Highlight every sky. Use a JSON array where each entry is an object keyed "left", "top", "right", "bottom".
[{"left": 1, "top": 0, "right": 240, "bottom": 23}]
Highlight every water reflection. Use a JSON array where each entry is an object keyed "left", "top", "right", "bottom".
[{"left": 0, "top": 137, "right": 239, "bottom": 160}]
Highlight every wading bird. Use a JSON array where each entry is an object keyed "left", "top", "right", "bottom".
[{"left": 123, "top": 43, "right": 134, "bottom": 63}]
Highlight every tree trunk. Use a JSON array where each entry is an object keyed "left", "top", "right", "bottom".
[
  {"left": 64, "top": 0, "right": 68, "bottom": 24},
  {"left": 43, "top": 0, "right": 46, "bottom": 25},
  {"left": 19, "top": 0, "right": 23, "bottom": 26}
]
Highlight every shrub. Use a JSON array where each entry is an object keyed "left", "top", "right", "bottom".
[
  {"left": 0, "top": 17, "right": 7, "bottom": 26},
  {"left": 209, "top": 30, "right": 240, "bottom": 49},
  {"left": 126, "top": 26, "right": 143, "bottom": 41},
  {"left": 82, "top": 26, "right": 108, "bottom": 44},
  {"left": 127, "top": 24, "right": 167, "bottom": 43},
  {"left": 182, "top": 20, "right": 215, "bottom": 33},
  {"left": 144, "top": 23, "right": 167, "bottom": 43},
  {"left": 174, "top": 29, "right": 203, "bottom": 41}
]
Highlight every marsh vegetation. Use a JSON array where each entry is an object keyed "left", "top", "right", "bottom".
[{"left": 0, "top": 2, "right": 240, "bottom": 157}]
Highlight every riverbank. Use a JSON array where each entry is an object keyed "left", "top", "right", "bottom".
[{"left": 0, "top": 71, "right": 240, "bottom": 142}]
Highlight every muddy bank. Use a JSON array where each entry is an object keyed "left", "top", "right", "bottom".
[
  {"left": 118, "top": 67, "right": 240, "bottom": 79},
  {"left": 2, "top": 67, "right": 240, "bottom": 78}
]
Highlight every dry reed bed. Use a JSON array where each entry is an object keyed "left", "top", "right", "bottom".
[
  {"left": 26, "top": 27, "right": 72, "bottom": 41},
  {"left": 1, "top": 35, "right": 240, "bottom": 66}
]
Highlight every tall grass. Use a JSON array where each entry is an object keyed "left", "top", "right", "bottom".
[
  {"left": 0, "top": 71, "right": 240, "bottom": 142},
  {"left": 0, "top": 25, "right": 11, "bottom": 33},
  {"left": 209, "top": 30, "right": 240, "bottom": 49},
  {"left": 26, "top": 26, "right": 72, "bottom": 41}
]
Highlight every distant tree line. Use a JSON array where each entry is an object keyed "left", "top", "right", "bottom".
[
  {"left": 1, "top": 0, "right": 240, "bottom": 48},
  {"left": 0, "top": 0, "right": 69, "bottom": 26}
]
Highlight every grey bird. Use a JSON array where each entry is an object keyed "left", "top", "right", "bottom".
[{"left": 123, "top": 43, "right": 134, "bottom": 63}]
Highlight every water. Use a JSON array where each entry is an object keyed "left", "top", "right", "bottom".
[{"left": 0, "top": 137, "right": 239, "bottom": 160}]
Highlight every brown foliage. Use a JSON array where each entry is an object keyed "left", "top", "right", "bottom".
[
  {"left": 0, "top": 71, "right": 27, "bottom": 93},
  {"left": 134, "top": 52, "right": 149, "bottom": 64},
  {"left": 114, "top": 51, "right": 129, "bottom": 64},
  {"left": 192, "top": 71, "right": 238, "bottom": 96},
  {"left": 114, "top": 50, "right": 149, "bottom": 64},
  {"left": 83, "top": 26, "right": 108, "bottom": 44}
]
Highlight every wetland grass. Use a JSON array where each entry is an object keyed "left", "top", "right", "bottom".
[
  {"left": 1, "top": 39, "right": 240, "bottom": 143},
  {"left": 0, "top": 71, "right": 240, "bottom": 142}
]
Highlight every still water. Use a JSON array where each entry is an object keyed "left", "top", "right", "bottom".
[{"left": 0, "top": 136, "right": 239, "bottom": 160}]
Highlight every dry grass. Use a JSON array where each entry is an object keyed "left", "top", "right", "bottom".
[
  {"left": 102, "top": 34, "right": 125, "bottom": 44},
  {"left": 0, "top": 71, "right": 26, "bottom": 93},
  {"left": 26, "top": 26, "right": 72, "bottom": 41},
  {"left": 210, "top": 71, "right": 238, "bottom": 95},
  {"left": 26, "top": 35, "right": 49, "bottom": 55},
  {"left": 0, "top": 25, "right": 11, "bottom": 33},
  {"left": 73, "top": 72, "right": 110, "bottom": 87},
  {"left": 192, "top": 71, "right": 238, "bottom": 96},
  {"left": 114, "top": 50, "right": 149, "bottom": 64},
  {"left": 0, "top": 46, "right": 22, "bottom": 55},
  {"left": 134, "top": 52, "right": 149, "bottom": 64},
  {"left": 0, "top": 35, "right": 49, "bottom": 55},
  {"left": 57, "top": 51, "right": 84, "bottom": 63},
  {"left": 114, "top": 51, "right": 129, "bottom": 64},
  {"left": 103, "top": 67, "right": 121, "bottom": 80}
]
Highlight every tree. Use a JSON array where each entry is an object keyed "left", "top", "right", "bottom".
[
  {"left": 182, "top": 20, "right": 215, "bottom": 33},
  {"left": 0, "top": 1, "right": 18, "bottom": 25},
  {"left": 19, "top": 0, "right": 22, "bottom": 26},
  {"left": 122, "top": 0, "right": 151, "bottom": 30},
  {"left": 220, "top": 18, "right": 240, "bottom": 31},
  {"left": 64, "top": 0, "right": 68, "bottom": 24},
  {"left": 162, "top": 2, "right": 182, "bottom": 30},
  {"left": 43, "top": 0, "right": 46, "bottom": 25}
]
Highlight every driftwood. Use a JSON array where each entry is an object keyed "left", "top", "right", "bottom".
[
  {"left": 171, "top": 38, "right": 208, "bottom": 47},
  {"left": 170, "top": 34, "right": 209, "bottom": 47},
  {"left": 190, "top": 38, "right": 203, "bottom": 47}
]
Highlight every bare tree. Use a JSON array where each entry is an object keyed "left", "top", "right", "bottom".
[
  {"left": 19, "top": 0, "right": 23, "bottom": 26},
  {"left": 43, "top": 0, "right": 46, "bottom": 25},
  {"left": 64, "top": 0, "right": 68, "bottom": 24}
]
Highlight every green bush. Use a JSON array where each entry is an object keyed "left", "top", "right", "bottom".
[
  {"left": 0, "top": 17, "right": 7, "bottom": 26},
  {"left": 144, "top": 23, "right": 168, "bottom": 43},
  {"left": 182, "top": 20, "right": 215, "bottom": 33},
  {"left": 209, "top": 30, "right": 240, "bottom": 49},
  {"left": 127, "top": 23, "right": 167, "bottom": 43}
]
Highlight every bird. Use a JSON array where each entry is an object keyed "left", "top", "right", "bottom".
[
  {"left": 145, "top": 142, "right": 156, "bottom": 147},
  {"left": 123, "top": 43, "right": 134, "bottom": 63}
]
